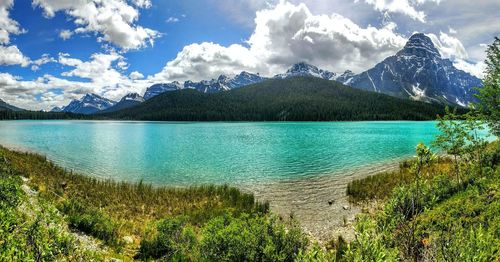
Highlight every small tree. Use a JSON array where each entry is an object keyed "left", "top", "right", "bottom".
[
  {"left": 433, "top": 108, "right": 468, "bottom": 183},
  {"left": 474, "top": 37, "right": 499, "bottom": 137}
]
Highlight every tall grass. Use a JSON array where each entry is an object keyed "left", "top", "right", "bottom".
[
  {"left": 0, "top": 145, "right": 269, "bottom": 254},
  {"left": 347, "top": 157, "right": 453, "bottom": 203}
]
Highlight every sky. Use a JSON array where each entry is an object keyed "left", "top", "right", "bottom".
[{"left": 0, "top": 0, "right": 499, "bottom": 110}]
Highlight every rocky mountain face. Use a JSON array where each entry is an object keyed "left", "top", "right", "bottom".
[
  {"left": 346, "top": 33, "right": 482, "bottom": 106},
  {"left": 274, "top": 62, "right": 337, "bottom": 80},
  {"left": 143, "top": 72, "right": 267, "bottom": 100},
  {"left": 101, "top": 93, "right": 144, "bottom": 113},
  {"left": 61, "top": 94, "right": 116, "bottom": 114}
]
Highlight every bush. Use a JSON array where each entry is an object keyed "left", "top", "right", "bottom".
[
  {"left": 136, "top": 217, "right": 198, "bottom": 260},
  {"left": 60, "top": 199, "right": 121, "bottom": 247},
  {"left": 200, "top": 214, "right": 308, "bottom": 262}
]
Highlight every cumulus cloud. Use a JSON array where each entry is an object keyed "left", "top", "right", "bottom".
[
  {"left": 427, "top": 32, "right": 485, "bottom": 78},
  {"left": 359, "top": 0, "right": 442, "bottom": 22},
  {"left": 153, "top": 1, "right": 406, "bottom": 82},
  {"left": 1, "top": 51, "right": 156, "bottom": 110},
  {"left": 31, "top": 53, "right": 57, "bottom": 71},
  {"left": 59, "top": 29, "right": 73, "bottom": 40},
  {"left": 32, "top": 0, "right": 160, "bottom": 50},
  {"left": 129, "top": 71, "right": 144, "bottom": 80},
  {"left": 0, "top": 45, "right": 30, "bottom": 66},
  {"left": 0, "top": 0, "right": 25, "bottom": 44}
]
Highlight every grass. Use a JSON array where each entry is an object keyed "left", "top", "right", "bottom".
[
  {"left": 347, "top": 157, "right": 453, "bottom": 203},
  {"left": 0, "top": 145, "right": 270, "bottom": 259}
]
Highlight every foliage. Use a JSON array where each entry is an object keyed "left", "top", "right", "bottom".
[
  {"left": 61, "top": 199, "right": 122, "bottom": 247},
  {"left": 136, "top": 217, "right": 198, "bottom": 260},
  {"left": 474, "top": 37, "right": 500, "bottom": 137},
  {"left": 0, "top": 161, "right": 101, "bottom": 260},
  {"left": 344, "top": 215, "right": 398, "bottom": 261},
  {"left": 200, "top": 214, "right": 308, "bottom": 262},
  {"left": 0, "top": 146, "right": 271, "bottom": 260},
  {"left": 347, "top": 157, "right": 451, "bottom": 203}
]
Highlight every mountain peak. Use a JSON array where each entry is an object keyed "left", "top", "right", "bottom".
[
  {"left": 121, "top": 93, "right": 144, "bottom": 102},
  {"left": 398, "top": 33, "right": 440, "bottom": 58},
  {"left": 287, "top": 62, "right": 318, "bottom": 73},
  {"left": 276, "top": 62, "right": 336, "bottom": 80}
]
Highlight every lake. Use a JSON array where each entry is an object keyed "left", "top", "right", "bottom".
[{"left": 0, "top": 120, "right": 441, "bottom": 186}]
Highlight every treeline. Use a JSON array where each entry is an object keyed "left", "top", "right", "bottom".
[
  {"left": 0, "top": 109, "right": 87, "bottom": 120},
  {"left": 100, "top": 77, "right": 462, "bottom": 121}
]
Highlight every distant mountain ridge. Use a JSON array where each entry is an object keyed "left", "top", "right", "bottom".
[{"left": 143, "top": 71, "right": 267, "bottom": 100}]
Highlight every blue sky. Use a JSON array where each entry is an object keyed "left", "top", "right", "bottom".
[{"left": 0, "top": 0, "right": 499, "bottom": 110}]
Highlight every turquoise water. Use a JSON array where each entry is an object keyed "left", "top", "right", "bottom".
[{"left": 0, "top": 121, "right": 442, "bottom": 186}]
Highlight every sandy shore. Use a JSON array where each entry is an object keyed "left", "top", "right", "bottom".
[{"left": 244, "top": 162, "right": 400, "bottom": 243}]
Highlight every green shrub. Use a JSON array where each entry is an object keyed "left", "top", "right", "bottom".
[
  {"left": 344, "top": 215, "right": 398, "bottom": 262},
  {"left": 0, "top": 174, "right": 22, "bottom": 208},
  {"left": 200, "top": 214, "right": 308, "bottom": 262},
  {"left": 61, "top": 199, "right": 121, "bottom": 247},
  {"left": 136, "top": 217, "right": 198, "bottom": 260}
]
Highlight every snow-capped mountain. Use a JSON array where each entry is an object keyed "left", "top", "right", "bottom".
[
  {"left": 143, "top": 82, "right": 184, "bottom": 100},
  {"left": 347, "top": 33, "right": 482, "bottom": 105},
  {"left": 143, "top": 71, "right": 266, "bottom": 100},
  {"left": 62, "top": 94, "right": 116, "bottom": 114},
  {"left": 0, "top": 98, "right": 23, "bottom": 111},
  {"left": 336, "top": 70, "right": 355, "bottom": 85},
  {"left": 274, "top": 62, "right": 337, "bottom": 80},
  {"left": 102, "top": 93, "right": 144, "bottom": 113},
  {"left": 50, "top": 106, "right": 65, "bottom": 112}
]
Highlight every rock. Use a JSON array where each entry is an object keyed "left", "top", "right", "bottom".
[
  {"left": 328, "top": 200, "right": 334, "bottom": 206},
  {"left": 342, "top": 205, "right": 350, "bottom": 210}
]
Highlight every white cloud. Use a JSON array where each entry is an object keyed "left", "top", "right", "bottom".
[
  {"left": 0, "top": 51, "right": 157, "bottom": 110},
  {"left": 359, "top": 0, "right": 442, "bottom": 22},
  {"left": 0, "top": 0, "right": 24, "bottom": 44},
  {"left": 427, "top": 32, "right": 485, "bottom": 78},
  {"left": 453, "top": 59, "right": 485, "bottom": 79},
  {"left": 153, "top": 1, "right": 406, "bottom": 82},
  {"left": 32, "top": 0, "right": 160, "bottom": 50},
  {"left": 166, "top": 17, "right": 179, "bottom": 23},
  {"left": 131, "top": 0, "right": 151, "bottom": 9},
  {"left": 31, "top": 53, "right": 57, "bottom": 71},
  {"left": 0, "top": 45, "right": 30, "bottom": 66},
  {"left": 129, "top": 71, "right": 144, "bottom": 79},
  {"left": 427, "top": 32, "right": 467, "bottom": 60},
  {"left": 59, "top": 29, "right": 73, "bottom": 40}
]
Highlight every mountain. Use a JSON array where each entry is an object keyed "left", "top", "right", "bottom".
[
  {"left": 101, "top": 77, "right": 455, "bottom": 121},
  {"left": 143, "top": 71, "right": 266, "bottom": 100},
  {"left": 50, "top": 106, "right": 65, "bottom": 113},
  {"left": 347, "top": 33, "right": 482, "bottom": 106},
  {"left": 0, "top": 98, "right": 23, "bottom": 111},
  {"left": 62, "top": 94, "right": 116, "bottom": 114},
  {"left": 274, "top": 62, "right": 337, "bottom": 80},
  {"left": 101, "top": 93, "right": 145, "bottom": 113}
]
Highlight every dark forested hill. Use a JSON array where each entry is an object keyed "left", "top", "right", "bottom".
[{"left": 100, "top": 77, "right": 457, "bottom": 121}]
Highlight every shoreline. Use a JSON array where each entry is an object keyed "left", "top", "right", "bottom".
[
  {"left": 0, "top": 142, "right": 401, "bottom": 243},
  {"left": 244, "top": 161, "right": 399, "bottom": 243}
]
